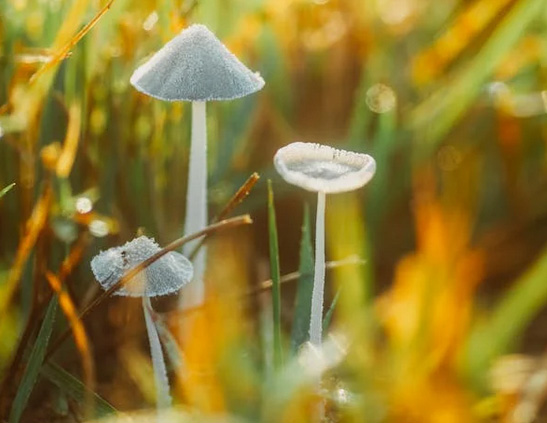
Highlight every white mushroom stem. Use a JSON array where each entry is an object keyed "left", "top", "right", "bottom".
[
  {"left": 181, "top": 100, "right": 208, "bottom": 308},
  {"left": 309, "top": 190, "right": 326, "bottom": 346},
  {"left": 143, "top": 297, "right": 172, "bottom": 411}
]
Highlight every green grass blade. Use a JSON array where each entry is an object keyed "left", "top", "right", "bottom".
[
  {"left": 464, "top": 246, "right": 547, "bottom": 387},
  {"left": 0, "top": 182, "right": 15, "bottom": 199},
  {"left": 367, "top": 111, "right": 397, "bottom": 236},
  {"left": 9, "top": 297, "right": 58, "bottom": 423},
  {"left": 322, "top": 288, "right": 341, "bottom": 333},
  {"left": 267, "top": 180, "right": 283, "bottom": 369},
  {"left": 410, "top": 0, "right": 544, "bottom": 150},
  {"left": 155, "top": 318, "right": 186, "bottom": 376},
  {"left": 290, "top": 204, "right": 314, "bottom": 354},
  {"left": 347, "top": 69, "right": 373, "bottom": 149},
  {"left": 41, "top": 363, "right": 117, "bottom": 418}
]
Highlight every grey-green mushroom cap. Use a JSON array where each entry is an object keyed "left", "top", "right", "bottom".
[
  {"left": 90, "top": 236, "right": 193, "bottom": 297},
  {"left": 130, "top": 24, "right": 265, "bottom": 102},
  {"left": 274, "top": 142, "right": 376, "bottom": 194}
]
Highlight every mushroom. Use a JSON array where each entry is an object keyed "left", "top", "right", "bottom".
[
  {"left": 130, "top": 24, "right": 264, "bottom": 308},
  {"left": 274, "top": 142, "right": 376, "bottom": 345},
  {"left": 91, "top": 236, "right": 193, "bottom": 409}
]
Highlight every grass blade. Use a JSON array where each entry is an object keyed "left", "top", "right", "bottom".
[
  {"left": 41, "top": 363, "right": 117, "bottom": 418},
  {"left": 290, "top": 204, "right": 314, "bottom": 354},
  {"left": 267, "top": 180, "right": 283, "bottom": 368},
  {"left": 0, "top": 186, "right": 52, "bottom": 320},
  {"left": 142, "top": 297, "right": 172, "bottom": 409},
  {"left": 409, "top": 0, "right": 544, "bottom": 150},
  {"left": 322, "top": 288, "right": 341, "bottom": 333},
  {"left": 155, "top": 318, "right": 186, "bottom": 377},
  {"left": 465, "top": 246, "right": 547, "bottom": 387},
  {"left": 367, "top": 110, "right": 398, "bottom": 235},
  {"left": 0, "top": 182, "right": 15, "bottom": 199},
  {"left": 45, "top": 270, "right": 95, "bottom": 418},
  {"left": 9, "top": 297, "right": 58, "bottom": 423}
]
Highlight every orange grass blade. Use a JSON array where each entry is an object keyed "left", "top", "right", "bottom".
[
  {"left": 30, "top": 0, "right": 115, "bottom": 84},
  {"left": 215, "top": 173, "right": 260, "bottom": 222},
  {"left": 46, "top": 215, "right": 253, "bottom": 359},
  {"left": 412, "top": 0, "right": 513, "bottom": 85},
  {"left": 0, "top": 186, "right": 52, "bottom": 317},
  {"left": 56, "top": 103, "right": 82, "bottom": 178},
  {"left": 45, "top": 271, "right": 95, "bottom": 418},
  {"left": 175, "top": 233, "right": 253, "bottom": 414},
  {"left": 59, "top": 234, "right": 90, "bottom": 282},
  {"left": 174, "top": 308, "right": 226, "bottom": 412},
  {"left": 0, "top": 232, "right": 89, "bottom": 398},
  {"left": 190, "top": 173, "right": 260, "bottom": 260},
  {"left": 7, "top": 0, "right": 106, "bottom": 132}
]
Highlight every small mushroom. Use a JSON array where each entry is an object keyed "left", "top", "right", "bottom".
[
  {"left": 91, "top": 236, "right": 193, "bottom": 410},
  {"left": 274, "top": 142, "right": 375, "bottom": 345},
  {"left": 130, "top": 24, "right": 264, "bottom": 308}
]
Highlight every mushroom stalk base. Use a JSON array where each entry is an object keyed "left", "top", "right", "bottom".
[
  {"left": 181, "top": 100, "right": 207, "bottom": 309},
  {"left": 309, "top": 190, "right": 326, "bottom": 346},
  {"left": 143, "top": 297, "right": 172, "bottom": 411}
]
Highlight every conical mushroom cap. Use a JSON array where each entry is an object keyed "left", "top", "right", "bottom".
[
  {"left": 91, "top": 236, "right": 193, "bottom": 297},
  {"left": 274, "top": 142, "right": 376, "bottom": 193},
  {"left": 130, "top": 24, "right": 265, "bottom": 102}
]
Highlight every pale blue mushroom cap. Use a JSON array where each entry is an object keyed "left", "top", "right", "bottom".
[
  {"left": 274, "top": 142, "right": 376, "bottom": 194},
  {"left": 130, "top": 24, "right": 265, "bottom": 102},
  {"left": 90, "top": 236, "right": 193, "bottom": 297}
]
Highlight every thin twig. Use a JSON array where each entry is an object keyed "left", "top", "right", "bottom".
[
  {"left": 30, "top": 0, "right": 115, "bottom": 83},
  {"left": 46, "top": 215, "right": 252, "bottom": 359},
  {"left": 253, "top": 255, "right": 366, "bottom": 294},
  {"left": 216, "top": 173, "right": 260, "bottom": 222},
  {"left": 164, "top": 255, "right": 366, "bottom": 320},
  {"left": 189, "top": 173, "right": 260, "bottom": 260}
]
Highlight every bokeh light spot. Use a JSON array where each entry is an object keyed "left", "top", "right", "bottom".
[
  {"left": 366, "top": 83, "right": 397, "bottom": 113},
  {"left": 89, "top": 219, "right": 109, "bottom": 237},
  {"left": 76, "top": 197, "right": 93, "bottom": 214},
  {"left": 143, "top": 12, "right": 158, "bottom": 32}
]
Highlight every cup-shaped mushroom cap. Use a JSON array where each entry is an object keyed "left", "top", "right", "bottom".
[
  {"left": 90, "top": 236, "right": 193, "bottom": 297},
  {"left": 274, "top": 142, "right": 376, "bottom": 193},
  {"left": 130, "top": 24, "right": 265, "bottom": 102}
]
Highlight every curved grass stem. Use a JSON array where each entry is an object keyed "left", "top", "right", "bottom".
[{"left": 45, "top": 215, "right": 252, "bottom": 360}]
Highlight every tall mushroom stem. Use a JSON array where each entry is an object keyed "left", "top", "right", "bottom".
[
  {"left": 309, "top": 190, "right": 326, "bottom": 346},
  {"left": 143, "top": 297, "right": 172, "bottom": 412},
  {"left": 181, "top": 100, "right": 208, "bottom": 308}
]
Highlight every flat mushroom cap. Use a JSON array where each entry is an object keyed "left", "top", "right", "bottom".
[
  {"left": 130, "top": 24, "right": 265, "bottom": 102},
  {"left": 90, "top": 236, "right": 193, "bottom": 297},
  {"left": 274, "top": 142, "right": 376, "bottom": 194}
]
